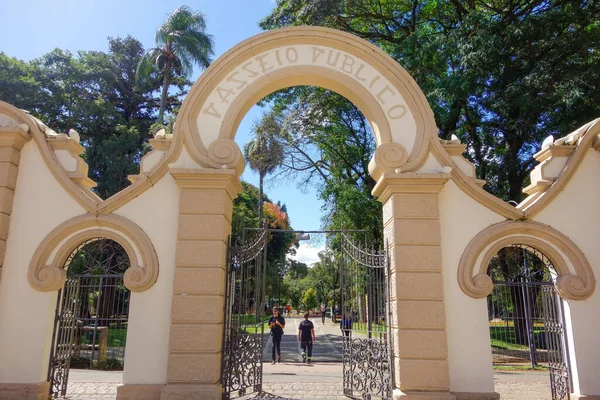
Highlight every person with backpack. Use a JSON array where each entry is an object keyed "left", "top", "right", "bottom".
[
  {"left": 268, "top": 307, "right": 286, "bottom": 364},
  {"left": 298, "top": 312, "right": 316, "bottom": 364}
]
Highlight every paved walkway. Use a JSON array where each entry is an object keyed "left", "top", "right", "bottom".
[
  {"left": 263, "top": 317, "right": 343, "bottom": 363},
  {"left": 66, "top": 368, "right": 552, "bottom": 399},
  {"left": 65, "top": 320, "right": 553, "bottom": 400}
]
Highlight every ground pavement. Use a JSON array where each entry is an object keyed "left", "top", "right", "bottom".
[
  {"left": 263, "top": 316, "right": 343, "bottom": 363},
  {"left": 65, "top": 317, "right": 554, "bottom": 399}
]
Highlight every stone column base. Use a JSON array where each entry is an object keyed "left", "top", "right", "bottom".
[
  {"left": 161, "top": 383, "right": 222, "bottom": 400},
  {"left": 117, "top": 384, "right": 164, "bottom": 400},
  {"left": 0, "top": 381, "right": 50, "bottom": 400},
  {"left": 394, "top": 389, "right": 456, "bottom": 400},
  {"left": 453, "top": 392, "right": 500, "bottom": 400}
]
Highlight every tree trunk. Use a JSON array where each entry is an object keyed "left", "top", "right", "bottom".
[
  {"left": 258, "top": 172, "right": 264, "bottom": 227},
  {"left": 157, "top": 64, "right": 171, "bottom": 125}
]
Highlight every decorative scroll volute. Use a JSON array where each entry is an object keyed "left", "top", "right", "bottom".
[
  {"left": 207, "top": 139, "right": 245, "bottom": 176},
  {"left": 556, "top": 274, "right": 594, "bottom": 301},
  {"left": 368, "top": 142, "right": 409, "bottom": 181},
  {"left": 29, "top": 265, "right": 67, "bottom": 292}
]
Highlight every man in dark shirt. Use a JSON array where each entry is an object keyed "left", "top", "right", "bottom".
[
  {"left": 268, "top": 307, "right": 286, "bottom": 364},
  {"left": 298, "top": 312, "right": 315, "bottom": 364}
]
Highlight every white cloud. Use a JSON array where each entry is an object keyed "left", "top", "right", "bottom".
[{"left": 290, "top": 243, "right": 324, "bottom": 266}]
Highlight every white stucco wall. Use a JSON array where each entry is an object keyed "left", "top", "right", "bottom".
[
  {"left": 0, "top": 141, "right": 86, "bottom": 382},
  {"left": 533, "top": 148, "right": 600, "bottom": 397},
  {"left": 439, "top": 180, "right": 505, "bottom": 394},
  {"left": 114, "top": 174, "right": 179, "bottom": 385}
]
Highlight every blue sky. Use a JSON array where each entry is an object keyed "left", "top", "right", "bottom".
[{"left": 1, "top": 0, "right": 326, "bottom": 235}]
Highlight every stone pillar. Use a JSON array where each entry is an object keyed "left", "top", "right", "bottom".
[
  {"left": 161, "top": 169, "right": 241, "bottom": 400},
  {"left": 373, "top": 173, "right": 455, "bottom": 400},
  {"left": 0, "top": 127, "right": 29, "bottom": 284}
]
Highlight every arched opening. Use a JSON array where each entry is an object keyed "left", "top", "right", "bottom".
[
  {"left": 219, "top": 83, "right": 393, "bottom": 400},
  {"left": 486, "top": 244, "right": 571, "bottom": 400},
  {"left": 48, "top": 238, "right": 131, "bottom": 399}
]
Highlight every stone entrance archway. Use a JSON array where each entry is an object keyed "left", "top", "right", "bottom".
[{"left": 162, "top": 26, "right": 459, "bottom": 400}]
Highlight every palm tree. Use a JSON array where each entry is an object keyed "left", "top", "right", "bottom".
[
  {"left": 244, "top": 113, "right": 284, "bottom": 226},
  {"left": 136, "top": 6, "right": 214, "bottom": 124}
]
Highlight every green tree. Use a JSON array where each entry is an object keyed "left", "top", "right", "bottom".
[
  {"left": 302, "top": 287, "right": 319, "bottom": 314},
  {"left": 260, "top": 0, "right": 600, "bottom": 203},
  {"left": 0, "top": 37, "right": 163, "bottom": 199},
  {"left": 136, "top": 6, "right": 214, "bottom": 124},
  {"left": 244, "top": 113, "right": 285, "bottom": 226},
  {"left": 284, "top": 276, "right": 304, "bottom": 313},
  {"left": 260, "top": 90, "right": 383, "bottom": 245}
]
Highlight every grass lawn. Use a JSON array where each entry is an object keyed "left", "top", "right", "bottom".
[
  {"left": 229, "top": 314, "right": 270, "bottom": 334},
  {"left": 489, "top": 324, "right": 545, "bottom": 351},
  {"left": 493, "top": 365, "right": 549, "bottom": 371},
  {"left": 80, "top": 328, "right": 127, "bottom": 347}
]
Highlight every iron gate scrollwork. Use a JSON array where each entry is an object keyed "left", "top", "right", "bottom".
[
  {"left": 486, "top": 244, "right": 570, "bottom": 400},
  {"left": 340, "top": 233, "right": 393, "bottom": 400},
  {"left": 542, "top": 285, "right": 571, "bottom": 400},
  {"left": 221, "top": 230, "right": 268, "bottom": 400},
  {"left": 48, "top": 238, "right": 131, "bottom": 398},
  {"left": 48, "top": 278, "right": 81, "bottom": 398}
]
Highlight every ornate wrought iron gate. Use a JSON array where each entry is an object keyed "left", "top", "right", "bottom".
[
  {"left": 542, "top": 285, "right": 571, "bottom": 400},
  {"left": 340, "top": 233, "right": 393, "bottom": 400},
  {"left": 486, "top": 244, "right": 570, "bottom": 400},
  {"left": 221, "top": 230, "right": 268, "bottom": 400},
  {"left": 48, "top": 238, "right": 131, "bottom": 398},
  {"left": 48, "top": 278, "right": 81, "bottom": 398}
]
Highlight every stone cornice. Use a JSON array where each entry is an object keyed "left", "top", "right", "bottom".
[
  {"left": 47, "top": 137, "right": 85, "bottom": 155},
  {"left": 372, "top": 172, "right": 451, "bottom": 203},
  {"left": 149, "top": 137, "right": 172, "bottom": 152},
  {"left": 534, "top": 144, "right": 576, "bottom": 162},
  {"left": 441, "top": 143, "right": 467, "bottom": 157},
  {"left": 169, "top": 168, "right": 243, "bottom": 199},
  {"left": 0, "top": 129, "right": 30, "bottom": 150}
]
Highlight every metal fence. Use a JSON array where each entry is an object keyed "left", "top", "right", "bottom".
[
  {"left": 487, "top": 280, "right": 552, "bottom": 366},
  {"left": 68, "top": 274, "right": 130, "bottom": 370}
]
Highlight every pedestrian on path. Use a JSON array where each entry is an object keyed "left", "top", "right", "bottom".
[
  {"left": 268, "top": 307, "right": 286, "bottom": 364},
  {"left": 298, "top": 312, "right": 315, "bottom": 364},
  {"left": 340, "top": 313, "right": 352, "bottom": 337},
  {"left": 320, "top": 302, "right": 327, "bottom": 324}
]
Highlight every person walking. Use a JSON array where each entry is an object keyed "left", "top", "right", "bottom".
[
  {"left": 298, "top": 312, "right": 315, "bottom": 364},
  {"left": 320, "top": 302, "right": 327, "bottom": 324},
  {"left": 268, "top": 307, "right": 286, "bottom": 364},
  {"left": 340, "top": 312, "right": 352, "bottom": 337}
]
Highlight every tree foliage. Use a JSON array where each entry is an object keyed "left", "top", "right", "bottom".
[
  {"left": 261, "top": 0, "right": 600, "bottom": 202},
  {"left": 136, "top": 6, "right": 214, "bottom": 124},
  {"left": 302, "top": 287, "right": 319, "bottom": 313},
  {"left": 0, "top": 36, "right": 165, "bottom": 198},
  {"left": 244, "top": 112, "right": 285, "bottom": 225}
]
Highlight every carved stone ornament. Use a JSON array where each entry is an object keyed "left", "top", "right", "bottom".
[
  {"left": 458, "top": 221, "right": 595, "bottom": 300},
  {"left": 368, "top": 142, "right": 409, "bottom": 181},
  {"left": 207, "top": 138, "right": 245, "bottom": 175},
  {"left": 28, "top": 214, "right": 159, "bottom": 293}
]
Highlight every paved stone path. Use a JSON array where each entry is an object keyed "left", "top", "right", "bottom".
[
  {"left": 65, "top": 323, "right": 553, "bottom": 400},
  {"left": 263, "top": 317, "right": 343, "bottom": 363},
  {"left": 66, "top": 369, "right": 552, "bottom": 399}
]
